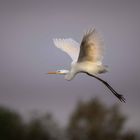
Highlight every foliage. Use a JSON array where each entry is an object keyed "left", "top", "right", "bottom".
[
  {"left": 0, "top": 98, "right": 139, "bottom": 140},
  {"left": 0, "top": 106, "right": 25, "bottom": 140},
  {"left": 67, "top": 98, "right": 137, "bottom": 140},
  {"left": 0, "top": 107, "right": 63, "bottom": 140}
]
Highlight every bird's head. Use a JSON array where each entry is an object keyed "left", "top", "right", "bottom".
[{"left": 47, "top": 70, "right": 69, "bottom": 75}]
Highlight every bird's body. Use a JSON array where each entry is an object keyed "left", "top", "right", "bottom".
[
  {"left": 52, "top": 29, "right": 107, "bottom": 80},
  {"left": 65, "top": 61, "right": 107, "bottom": 81},
  {"left": 48, "top": 28, "right": 125, "bottom": 102}
]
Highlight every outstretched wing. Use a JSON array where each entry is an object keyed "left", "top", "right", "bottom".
[
  {"left": 78, "top": 28, "right": 104, "bottom": 63},
  {"left": 53, "top": 38, "right": 80, "bottom": 62}
]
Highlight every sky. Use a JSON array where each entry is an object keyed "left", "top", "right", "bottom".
[{"left": 0, "top": 0, "right": 140, "bottom": 130}]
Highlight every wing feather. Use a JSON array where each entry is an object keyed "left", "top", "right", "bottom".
[
  {"left": 78, "top": 28, "right": 104, "bottom": 63},
  {"left": 53, "top": 38, "right": 80, "bottom": 62}
]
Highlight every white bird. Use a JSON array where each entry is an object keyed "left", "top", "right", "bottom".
[{"left": 48, "top": 28, "right": 125, "bottom": 102}]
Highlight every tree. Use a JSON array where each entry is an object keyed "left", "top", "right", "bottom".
[
  {"left": 0, "top": 106, "right": 25, "bottom": 140},
  {"left": 0, "top": 106, "right": 64, "bottom": 140},
  {"left": 26, "top": 117, "right": 50, "bottom": 140},
  {"left": 26, "top": 113, "right": 64, "bottom": 140},
  {"left": 67, "top": 98, "right": 137, "bottom": 140}
]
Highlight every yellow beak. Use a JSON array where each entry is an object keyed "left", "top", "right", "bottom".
[{"left": 47, "top": 71, "right": 62, "bottom": 74}]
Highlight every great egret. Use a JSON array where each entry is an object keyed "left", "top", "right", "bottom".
[{"left": 48, "top": 28, "right": 125, "bottom": 102}]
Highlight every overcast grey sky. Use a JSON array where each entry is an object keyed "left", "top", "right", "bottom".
[{"left": 0, "top": 0, "right": 140, "bottom": 129}]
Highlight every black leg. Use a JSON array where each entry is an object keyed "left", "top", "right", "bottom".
[{"left": 84, "top": 72, "right": 126, "bottom": 103}]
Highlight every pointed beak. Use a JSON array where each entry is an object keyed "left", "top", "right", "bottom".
[{"left": 47, "top": 71, "right": 62, "bottom": 74}]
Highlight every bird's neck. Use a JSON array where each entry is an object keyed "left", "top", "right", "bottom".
[{"left": 62, "top": 70, "right": 69, "bottom": 74}]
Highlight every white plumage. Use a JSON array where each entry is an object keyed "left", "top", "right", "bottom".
[
  {"left": 48, "top": 28, "right": 125, "bottom": 102},
  {"left": 53, "top": 38, "right": 80, "bottom": 62}
]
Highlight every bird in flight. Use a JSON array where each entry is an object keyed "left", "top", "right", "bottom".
[{"left": 48, "top": 28, "right": 125, "bottom": 102}]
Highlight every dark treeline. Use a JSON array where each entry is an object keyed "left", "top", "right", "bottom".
[{"left": 0, "top": 98, "right": 139, "bottom": 140}]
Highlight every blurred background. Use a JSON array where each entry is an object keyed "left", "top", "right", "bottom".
[{"left": 0, "top": 0, "right": 140, "bottom": 139}]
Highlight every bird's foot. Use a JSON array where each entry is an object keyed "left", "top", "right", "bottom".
[{"left": 115, "top": 94, "right": 126, "bottom": 103}]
